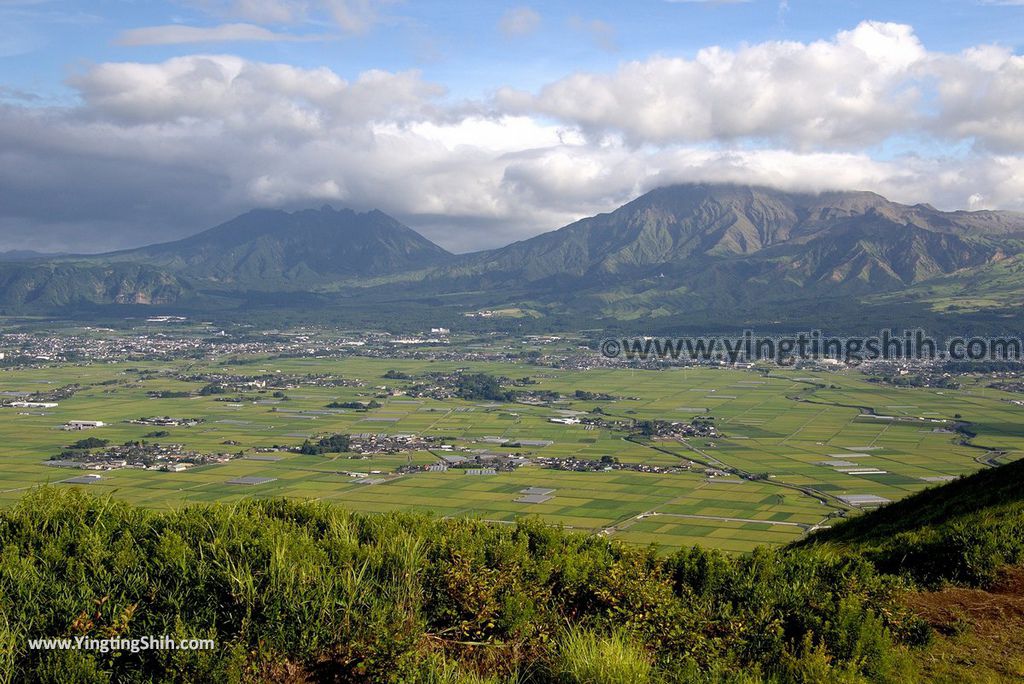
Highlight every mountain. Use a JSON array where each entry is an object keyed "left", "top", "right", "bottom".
[
  {"left": 867, "top": 251, "right": 1024, "bottom": 316},
  {"left": 117, "top": 206, "right": 453, "bottom": 287},
  {"left": 408, "top": 184, "right": 1024, "bottom": 324},
  {"left": 0, "top": 262, "right": 187, "bottom": 307},
  {"left": 0, "top": 206, "right": 453, "bottom": 310},
  {"left": 435, "top": 183, "right": 1022, "bottom": 286},
  {"left": 3, "top": 184, "right": 1024, "bottom": 328}
]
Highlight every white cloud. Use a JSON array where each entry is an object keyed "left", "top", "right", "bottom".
[
  {"left": 322, "top": 0, "right": 379, "bottom": 34},
  {"left": 115, "top": 22, "right": 332, "bottom": 45},
  {"left": 499, "top": 21, "right": 927, "bottom": 148},
  {"left": 930, "top": 46, "right": 1024, "bottom": 152},
  {"left": 2, "top": 23, "right": 1024, "bottom": 253},
  {"left": 380, "top": 116, "right": 585, "bottom": 153},
  {"left": 495, "top": 21, "right": 1024, "bottom": 156},
  {"left": 499, "top": 6, "right": 540, "bottom": 37},
  {"left": 68, "top": 55, "right": 443, "bottom": 127}
]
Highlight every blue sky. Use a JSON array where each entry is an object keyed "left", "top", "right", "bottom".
[
  {"left": 1, "top": 0, "right": 1023, "bottom": 252},
  {"left": 5, "top": 0, "right": 1022, "bottom": 101}
]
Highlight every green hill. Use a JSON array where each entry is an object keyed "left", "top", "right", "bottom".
[
  {"left": 0, "top": 207, "right": 454, "bottom": 310},
  {"left": 3, "top": 460, "right": 1024, "bottom": 682},
  {"left": 798, "top": 457, "right": 1024, "bottom": 587}
]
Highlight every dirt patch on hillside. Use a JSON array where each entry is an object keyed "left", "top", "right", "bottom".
[
  {"left": 906, "top": 566, "right": 1024, "bottom": 629},
  {"left": 903, "top": 566, "right": 1024, "bottom": 682}
]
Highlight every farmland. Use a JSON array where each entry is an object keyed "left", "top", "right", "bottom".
[{"left": 0, "top": 349, "right": 1019, "bottom": 552}]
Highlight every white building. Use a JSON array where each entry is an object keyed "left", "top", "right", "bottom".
[{"left": 64, "top": 420, "right": 106, "bottom": 431}]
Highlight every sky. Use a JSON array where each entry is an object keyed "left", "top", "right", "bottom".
[{"left": 1, "top": 0, "right": 1023, "bottom": 253}]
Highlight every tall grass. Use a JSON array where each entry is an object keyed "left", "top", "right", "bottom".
[
  {"left": 0, "top": 487, "right": 934, "bottom": 682},
  {"left": 552, "top": 627, "right": 652, "bottom": 684}
]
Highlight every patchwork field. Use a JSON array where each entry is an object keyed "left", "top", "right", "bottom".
[{"left": 0, "top": 354, "right": 1019, "bottom": 552}]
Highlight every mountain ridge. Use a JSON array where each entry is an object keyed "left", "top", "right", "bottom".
[
  {"left": 3, "top": 183, "right": 1024, "bottom": 326},
  {"left": 112, "top": 205, "right": 454, "bottom": 286}
]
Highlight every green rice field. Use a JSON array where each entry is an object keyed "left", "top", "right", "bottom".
[{"left": 1, "top": 355, "right": 1019, "bottom": 552}]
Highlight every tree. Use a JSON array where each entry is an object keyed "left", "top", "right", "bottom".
[
  {"left": 68, "top": 437, "right": 108, "bottom": 450},
  {"left": 299, "top": 434, "right": 351, "bottom": 455}
]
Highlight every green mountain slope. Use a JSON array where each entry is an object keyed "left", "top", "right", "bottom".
[
  {"left": 401, "top": 184, "right": 1024, "bottom": 325},
  {"left": 434, "top": 184, "right": 1023, "bottom": 284},
  {"left": 0, "top": 207, "right": 454, "bottom": 309},
  {"left": 0, "top": 487, "right": 929, "bottom": 682},
  {"left": 868, "top": 252, "right": 1024, "bottom": 314},
  {"left": 799, "top": 457, "right": 1024, "bottom": 586},
  {"left": 119, "top": 206, "right": 453, "bottom": 287},
  {"left": 4, "top": 184, "right": 1024, "bottom": 326},
  {"left": 0, "top": 261, "right": 187, "bottom": 307}
]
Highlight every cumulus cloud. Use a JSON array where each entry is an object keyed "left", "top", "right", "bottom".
[
  {"left": 499, "top": 21, "right": 927, "bottom": 148},
  {"left": 67, "top": 55, "right": 445, "bottom": 134},
  {"left": 499, "top": 6, "right": 540, "bottom": 37},
  {"left": 497, "top": 20, "right": 1024, "bottom": 157},
  {"left": 1, "top": 22, "right": 1024, "bottom": 253},
  {"left": 930, "top": 46, "right": 1024, "bottom": 152}
]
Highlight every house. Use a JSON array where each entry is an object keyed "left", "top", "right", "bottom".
[{"left": 63, "top": 420, "right": 106, "bottom": 431}]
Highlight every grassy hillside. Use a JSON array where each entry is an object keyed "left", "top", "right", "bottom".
[
  {"left": 797, "top": 459, "right": 1024, "bottom": 682},
  {"left": 0, "top": 487, "right": 925, "bottom": 683},
  {"left": 2, "top": 458, "right": 1023, "bottom": 682},
  {"left": 799, "top": 458, "right": 1024, "bottom": 586}
]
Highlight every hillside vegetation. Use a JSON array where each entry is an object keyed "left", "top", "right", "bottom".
[
  {"left": 800, "top": 456, "right": 1024, "bottom": 587},
  {"left": 0, "top": 457, "right": 1022, "bottom": 683}
]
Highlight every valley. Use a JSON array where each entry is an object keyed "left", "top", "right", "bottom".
[
  {"left": 2, "top": 324, "right": 1019, "bottom": 554},
  {"left": 8, "top": 4, "right": 1024, "bottom": 679}
]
